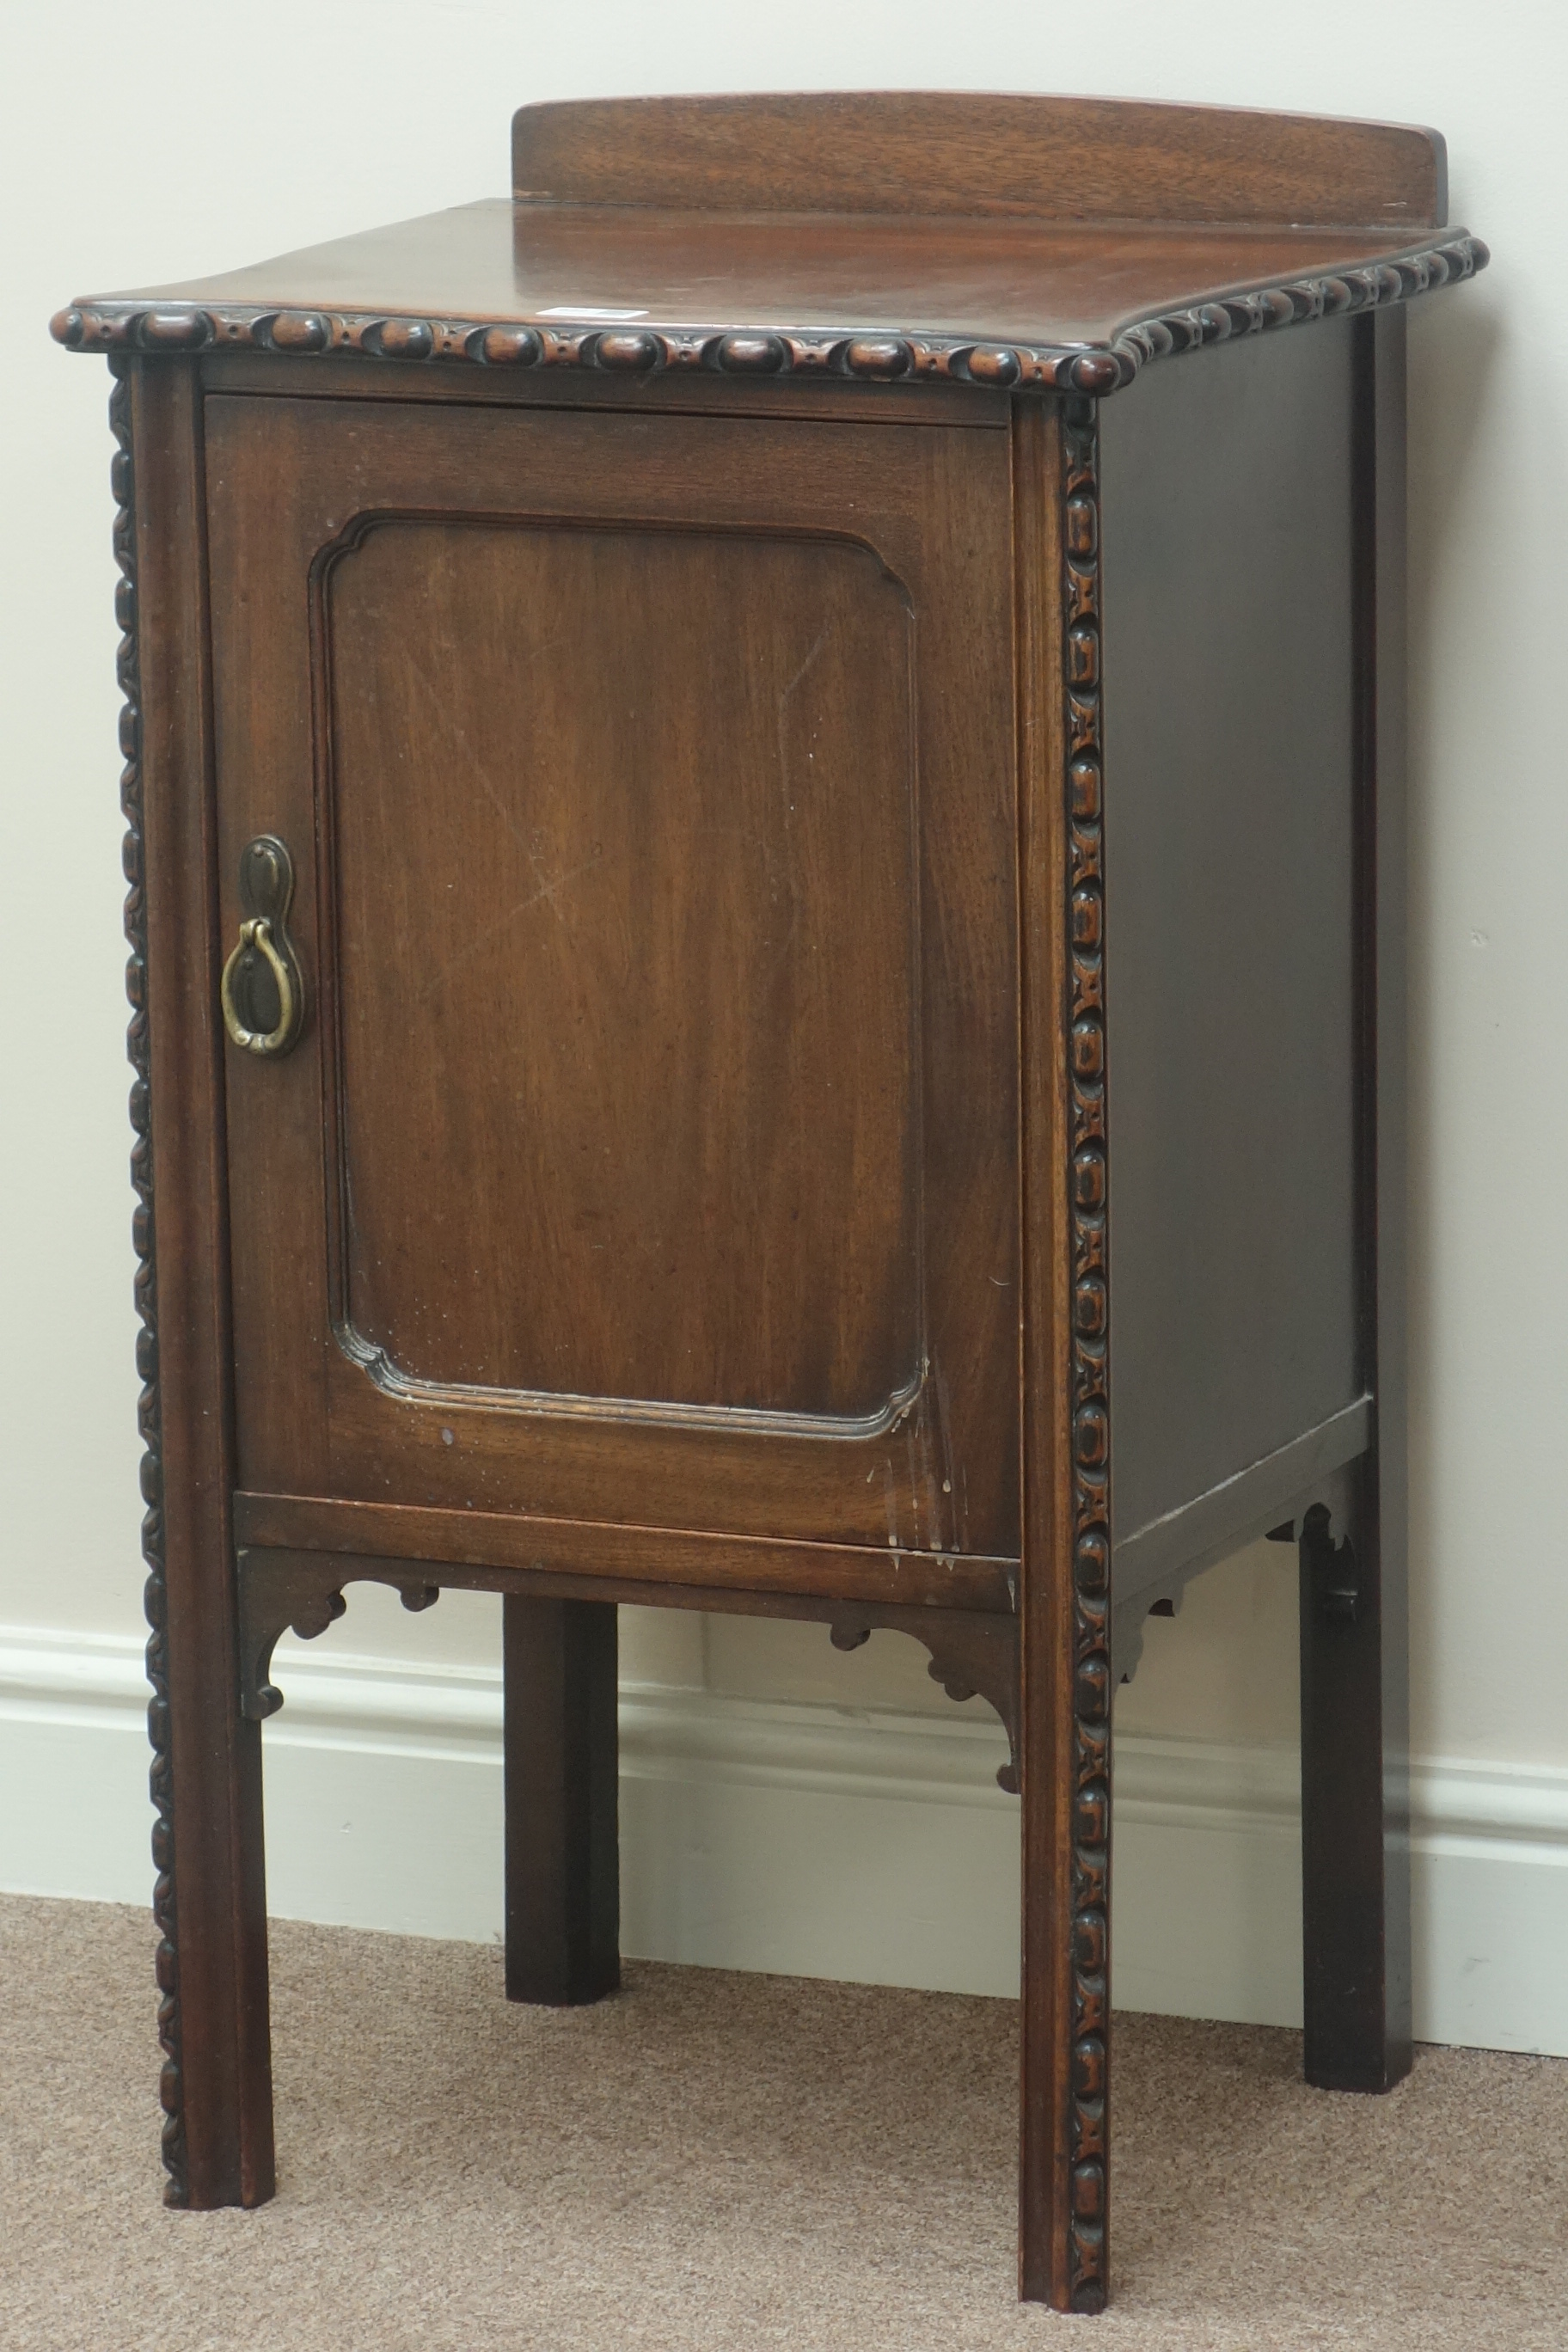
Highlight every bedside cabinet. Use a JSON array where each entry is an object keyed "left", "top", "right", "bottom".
[{"left": 53, "top": 90, "right": 1485, "bottom": 2311}]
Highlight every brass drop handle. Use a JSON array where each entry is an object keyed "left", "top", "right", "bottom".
[{"left": 220, "top": 835, "right": 306, "bottom": 1058}]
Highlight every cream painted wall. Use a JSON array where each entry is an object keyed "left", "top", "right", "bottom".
[{"left": 1, "top": 8, "right": 1560, "bottom": 1836}]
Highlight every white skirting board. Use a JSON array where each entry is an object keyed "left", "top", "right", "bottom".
[{"left": 3, "top": 1625, "right": 1565, "bottom": 2056}]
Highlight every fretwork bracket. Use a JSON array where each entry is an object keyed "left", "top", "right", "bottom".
[
  {"left": 234, "top": 1547, "right": 1020, "bottom": 1786},
  {"left": 236, "top": 1547, "right": 438, "bottom": 1720},
  {"left": 827, "top": 1608, "right": 1020, "bottom": 1792}
]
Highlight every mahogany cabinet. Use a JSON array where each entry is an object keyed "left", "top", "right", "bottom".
[{"left": 53, "top": 92, "right": 1485, "bottom": 2312}]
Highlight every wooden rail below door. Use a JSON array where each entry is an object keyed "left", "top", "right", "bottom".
[{"left": 230, "top": 1491, "right": 1018, "bottom": 1614}]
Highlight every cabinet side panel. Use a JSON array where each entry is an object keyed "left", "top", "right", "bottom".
[{"left": 1100, "top": 322, "right": 1359, "bottom": 1550}]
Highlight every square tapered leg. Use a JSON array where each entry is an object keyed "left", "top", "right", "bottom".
[
  {"left": 502, "top": 1595, "right": 621, "bottom": 2006},
  {"left": 1297, "top": 1455, "right": 1412, "bottom": 2091}
]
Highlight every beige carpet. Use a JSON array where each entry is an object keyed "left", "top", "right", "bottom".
[{"left": 3, "top": 1893, "right": 1564, "bottom": 2350}]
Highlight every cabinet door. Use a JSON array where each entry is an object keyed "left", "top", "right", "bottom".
[{"left": 207, "top": 393, "right": 1019, "bottom": 1556}]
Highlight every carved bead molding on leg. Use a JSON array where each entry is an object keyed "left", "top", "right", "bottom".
[
  {"left": 110, "top": 359, "right": 187, "bottom": 2208},
  {"left": 1063, "top": 401, "right": 1113, "bottom": 2314}
]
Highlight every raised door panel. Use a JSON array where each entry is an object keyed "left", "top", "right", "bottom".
[
  {"left": 329, "top": 519, "right": 917, "bottom": 1424},
  {"left": 206, "top": 394, "right": 1019, "bottom": 1557}
]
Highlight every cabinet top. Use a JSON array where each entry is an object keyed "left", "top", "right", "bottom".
[{"left": 52, "top": 93, "right": 1485, "bottom": 398}]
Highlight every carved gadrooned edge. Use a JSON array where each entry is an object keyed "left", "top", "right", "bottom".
[
  {"left": 108, "top": 362, "right": 187, "bottom": 2208},
  {"left": 51, "top": 233, "right": 1486, "bottom": 396},
  {"left": 828, "top": 1608, "right": 1019, "bottom": 1791},
  {"left": 1063, "top": 399, "right": 1112, "bottom": 2315}
]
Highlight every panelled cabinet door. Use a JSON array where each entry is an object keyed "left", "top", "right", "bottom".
[{"left": 206, "top": 393, "right": 1020, "bottom": 1556}]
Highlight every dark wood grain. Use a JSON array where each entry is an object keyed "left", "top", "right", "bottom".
[
  {"left": 1014, "top": 395, "right": 1097, "bottom": 2312},
  {"left": 61, "top": 89, "right": 1478, "bottom": 2313},
  {"left": 504, "top": 1596, "right": 621, "bottom": 2005},
  {"left": 230, "top": 1491, "right": 1017, "bottom": 1614},
  {"left": 1295, "top": 1467, "right": 1405, "bottom": 2086},
  {"left": 1297, "top": 306, "right": 1412, "bottom": 2092},
  {"left": 111, "top": 361, "right": 187, "bottom": 2203},
  {"left": 206, "top": 394, "right": 1020, "bottom": 1558},
  {"left": 1099, "top": 319, "right": 1361, "bottom": 1552},
  {"left": 512, "top": 91, "right": 1449, "bottom": 229},
  {"left": 1046, "top": 401, "right": 1115, "bottom": 2312},
  {"left": 1355, "top": 303, "right": 1413, "bottom": 2086},
  {"left": 328, "top": 519, "right": 918, "bottom": 1420},
  {"left": 1057, "top": 401, "right": 1114, "bottom": 2313},
  {"left": 52, "top": 202, "right": 1484, "bottom": 402},
  {"left": 126, "top": 357, "right": 274, "bottom": 2209},
  {"left": 196, "top": 348, "right": 1011, "bottom": 426}
]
